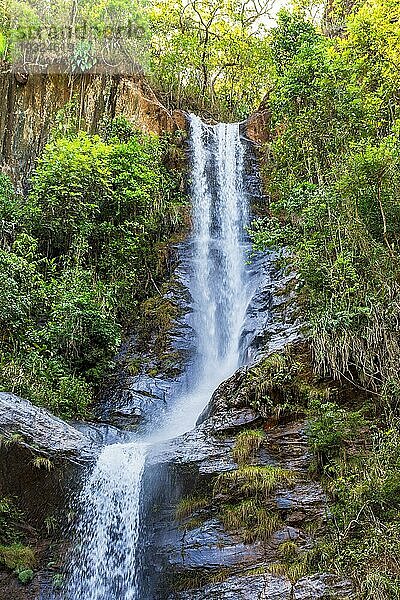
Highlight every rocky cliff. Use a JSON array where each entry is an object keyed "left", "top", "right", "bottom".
[{"left": 0, "top": 69, "right": 186, "bottom": 191}]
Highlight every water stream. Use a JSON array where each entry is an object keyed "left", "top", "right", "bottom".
[{"left": 66, "top": 114, "right": 253, "bottom": 600}]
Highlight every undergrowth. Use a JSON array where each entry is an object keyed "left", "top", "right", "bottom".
[
  {"left": 0, "top": 498, "right": 36, "bottom": 585},
  {"left": 246, "top": 346, "right": 330, "bottom": 421}
]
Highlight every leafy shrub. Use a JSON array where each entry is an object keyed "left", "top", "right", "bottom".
[
  {"left": 247, "top": 347, "right": 329, "bottom": 420},
  {"left": 307, "top": 401, "right": 367, "bottom": 468},
  {"left": 0, "top": 119, "right": 186, "bottom": 418},
  {"left": 17, "top": 569, "right": 34, "bottom": 584}
]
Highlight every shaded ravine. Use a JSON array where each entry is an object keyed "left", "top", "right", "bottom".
[{"left": 65, "top": 114, "right": 259, "bottom": 600}]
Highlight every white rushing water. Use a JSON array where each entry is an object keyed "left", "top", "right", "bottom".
[
  {"left": 67, "top": 443, "right": 147, "bottom": 600},
  {"left": 66, "top": 115, "right": 251, "bottom": 600}
]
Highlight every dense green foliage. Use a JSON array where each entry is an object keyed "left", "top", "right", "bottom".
[
  {"left": 1, "top": 0, "right": 271, "bottom": 120},
  {"left": 1, "top": 0, "right": 400, "bottom": 594},
  {"left": 250, "top": 3, "right": 400, "bottom": 595},
  {"left": 145, "top": 0, "right": 271, "bottom": 119},
  {"left": 252, "top": 4, "right": 400, "bottom": 397},
  {"left": 0, "top": 121, "right": 185, "bottom": 417}
]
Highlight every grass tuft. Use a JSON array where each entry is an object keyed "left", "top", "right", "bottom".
[
  {"left": 214, "top": 465, "right": 295, "bottom": 500},
  {"left": 232, "top": 429, "right": 265, "bottom": 465},
  {"left": 175, "top": 495, "right": 209, "bottom": 521}
]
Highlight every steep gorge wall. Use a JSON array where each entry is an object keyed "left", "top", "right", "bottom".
[{"left": 0, "top": 69, "right": 186, "bottom": 191}]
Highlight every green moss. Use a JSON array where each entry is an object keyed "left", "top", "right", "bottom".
[
  {"left": 52, "top": 573, "right": 64, "bottom": 589},
  {"left": 126, "top": 358, "right": 142, "bottom": 376},
  {"left": 131, "top": 282, "right": 187, "bottom": 378},
  {"left": 215, "top": 465, "right": 294, "bottom": 545},
  {"left": 179, "top": 517, "right": 205, "bottom": 531},
  {"left": 31, "top": 455, "right": 53, "bottom": 471},
  {"left": 267, "top": 541, "right": 318, "bottom": 584},
  {"left": 0, "top": 544, "right": 35, "bottom": 570}
]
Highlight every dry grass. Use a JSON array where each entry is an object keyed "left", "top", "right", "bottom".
[{"left": 220, "top": 500, "right": 282, "bottom": 543}]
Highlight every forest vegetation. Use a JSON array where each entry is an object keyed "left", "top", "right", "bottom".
[
  {"left": 1, "top": 0, "right": 400, "bottom": 596},
  {"left": 0, "top": 121, "right": 186, "bottom": 417}
]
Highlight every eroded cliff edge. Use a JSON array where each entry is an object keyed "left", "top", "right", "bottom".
[{"left": 0, "top": 70, "right": 187, "bottom": 190}]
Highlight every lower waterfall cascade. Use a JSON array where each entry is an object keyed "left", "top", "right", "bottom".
[{"left": 65, "top": 114, "right": 257, "bottom": 600}]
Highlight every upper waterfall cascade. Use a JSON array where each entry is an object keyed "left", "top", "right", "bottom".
[{"left": 66, "top": 114, "right": 253, "bottom": 599}]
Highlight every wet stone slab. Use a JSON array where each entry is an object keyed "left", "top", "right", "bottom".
[{"left": 168, "top": 573, "right": 293, "bottom": 600}]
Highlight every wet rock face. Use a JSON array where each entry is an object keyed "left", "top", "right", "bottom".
[
  {"left": 293, "top": 574, "right": 354, "bottom": 599},
  {"left": 240, "top": 256, "right": 302, "bottom": 365},
  {"left": 94, "top": 249, "right": 196, "bottom": 431},
  {"left": 161, "top": 517, "right": 266, "bottom": 571},
  {"left": 0, "top": 393, "right": 99, "bottom": 462},
  {"left": 0, "top": 392, "right": 98, "bottom": 524},
  {"left": 95, "top": 372, "right": 176, "bottom": 430},
  {"left": 169, "top": 572, "right": 354, "bottom": 600},
  {"left": 146, "top": 336, "right": 354, "bottom": 599},
  {"left": 170, "top": 573, "right": 292, "bottom": 600}
]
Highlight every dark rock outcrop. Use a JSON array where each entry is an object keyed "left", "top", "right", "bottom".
[
  {"left": 143, "top": 266, "right": 351, "bottom": 598},
  {"left": 293, "top": 573, "right": 354, "bottom": 599},
  {"left": 169, "top": 572, "right": 354, "bottom": 599},
  {"left": 94, "top": 251, "right": 196, "bottom": 431},
  {"left": 0, "top": 392, "right": 99, "bottom": 463},
  {"left": 169, "top": 573, "right": 292, "bottom": 599},
  {"left": 145, "top": 359, "right": 334, "bottom": 597},
  {"left": 145, "top": 374, "right": 353, "bottom": 598},
  {"left": 0, "top": 392, "right": 99, "bottom": 523}
]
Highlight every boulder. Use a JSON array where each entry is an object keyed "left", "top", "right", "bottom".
[{"left": 0, "top": 393, "right": 98, "bottom": 463}]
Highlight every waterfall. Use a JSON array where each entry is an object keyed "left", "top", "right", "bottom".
[
  {"left": 192, "top": 117, "right": 248, "bottom": 377},
  {"left": 65, "top": 115, "right": 251, "bottom": 599},
  {"left": 157, "top": 115, "right": 251, "bottom": 438},
  {"left": 66, "top": 443, "right": 147, "bottom": 600}
]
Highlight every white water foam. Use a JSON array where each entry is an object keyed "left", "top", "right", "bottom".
[{"left": 66, "top": 114, "right": 251, "bottom": 599}]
